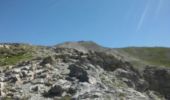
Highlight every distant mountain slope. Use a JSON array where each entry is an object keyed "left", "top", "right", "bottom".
[
  {"left": 56, "top": 41, "right": 108, "bottom": 53},
  {"left": 117, "top": 47, "right": 170, "bottom": 67},
  {"left": 1, "top": 41, "right": 170, "bottom": 67},
  {"left": 1, "top": 41, "right": 170, "bottom": 100},
  {"left": 56, "top": 41, "right": 170, "bottom": 67}
]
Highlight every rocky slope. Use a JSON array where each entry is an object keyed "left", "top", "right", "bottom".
[{"left": 0, "top": 41, "right": 170, "bottom": 100}]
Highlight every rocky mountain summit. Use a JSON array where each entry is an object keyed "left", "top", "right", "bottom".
[{"left": 0, "top": 41, "right": 170, "bottom": 100}]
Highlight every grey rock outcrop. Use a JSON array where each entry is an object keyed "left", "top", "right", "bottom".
[
  {"left": 144, "top": 67, "right": 170, "bottom": 99},
  {"left": 0, "top": 42, "right": 169, "bottom": 100}
]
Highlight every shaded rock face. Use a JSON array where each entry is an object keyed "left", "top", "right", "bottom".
[
  {"left": 86, "top": 51, "right": 125, "bottom": 71},
  {"left": 0, "top": 47, "right": 168, "bottom": 100},
  {"left": 144, "top": 67, "right": 170, "bottom": 99},
  {"left": 43, "top": 85, "right": 64, "bottom": 97},
  {"left": 40, "top": 56, "right": 55, "bottom": 66},
  {"left": 114, "top": 68, "right": 148, "bottom": 92},
  {"left": 68, "top": 64, "right": 89, "bottom": 82}
]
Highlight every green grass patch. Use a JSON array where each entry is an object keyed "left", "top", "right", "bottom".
[
  {"left": 0, "top": 53, "right": 32, "bottom": 66},
  {"left": 0, "top": 44, "right": 35, "bottom": 66},
  {"left": 119, "top": 47, "right": 170, "bottom": 67}
]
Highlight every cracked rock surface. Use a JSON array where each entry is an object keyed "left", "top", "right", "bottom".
[{"left": 0, "top": 43, "right": 169, "bottom": 100}]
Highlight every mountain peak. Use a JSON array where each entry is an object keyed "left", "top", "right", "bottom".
[
  {"left": 56, "top": 41, "right": 106, "bottom": 53},
  {"left": 1, "top": 42, "right": 170, "bottom": 100}
]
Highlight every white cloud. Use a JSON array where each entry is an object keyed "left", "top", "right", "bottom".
[
  {"left": 136, "top": 0, "right": 150, "bottom": 31},
  {"left": 155, "top": 0, "right": 163, "bottom": 16}
]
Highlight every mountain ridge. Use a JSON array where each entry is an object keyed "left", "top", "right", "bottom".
[{"left": 0, "top": 41, "right": 170, "bottom": 100}]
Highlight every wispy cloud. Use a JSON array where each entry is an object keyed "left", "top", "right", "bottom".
[
  {"left": 155, "top": 0, "right": 163, "bottom": 17},
  {"left": 136, "top": 0, "right": 150, "bottom": 31}
]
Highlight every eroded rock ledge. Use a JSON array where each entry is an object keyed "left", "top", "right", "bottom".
[{"left": 0, "top": 48, "right": 169, "bottom": 100}]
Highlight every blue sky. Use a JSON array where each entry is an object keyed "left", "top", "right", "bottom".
[{"left": 0, "top": 0, "right": 170, "bottom": 47}]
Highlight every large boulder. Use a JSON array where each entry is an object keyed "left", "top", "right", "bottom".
[
  {"left": 68, "top": 64, "right": 89, "bottom": 82},
  {"left": 86, "top": 51, "right": 128, "bottom": 71},
  {"left": 43, "top": 85, "right": 64, "bottom": 97},
  {"left": 114, "top": 68, "right": 148, "bottom": 92},
  {"left": 40, "top": 56, "right": 55, "bottom": 66},
  {"left": 144, "top": 67, "right": 170, "bottom": 99}
]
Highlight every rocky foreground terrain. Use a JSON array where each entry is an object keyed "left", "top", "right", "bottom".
[{"left": 0, "top": 41, "right": 170, "bottom": 100}]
